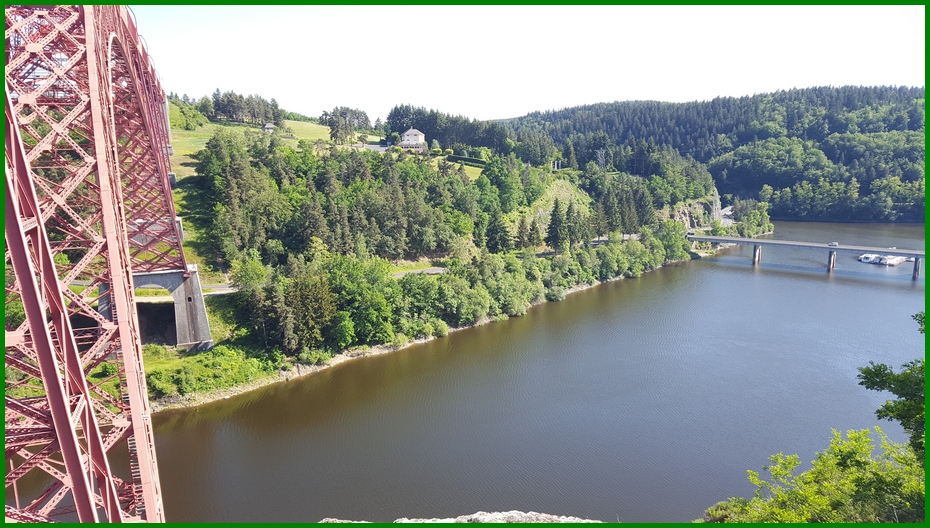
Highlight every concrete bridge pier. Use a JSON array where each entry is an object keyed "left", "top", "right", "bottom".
[
  {"left": 913, "top": 258, "right": 922, "bottom": 280},
  {"left": 99, "top": 265, "right": 214, "bottom": 352},
  {"left": 827, "top": 250, "right": 837, "bottom": 272},
  {"left": 752, "top": 244, "right": 762, "bottom": 265}
]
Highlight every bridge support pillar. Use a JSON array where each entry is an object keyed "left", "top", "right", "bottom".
[
  {"left": 827, "top": 250, "right": 837, "bottom": 272},
  {"left": 913, "top": 257, "right": 921, "bottom": 280},
  {"left": 100, "top": 266, "right": 214, "bottom": 352},
  {"left": 752, "top": 244, "right": 762, "bottom": 265}
]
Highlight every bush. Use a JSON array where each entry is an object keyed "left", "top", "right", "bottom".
[
  {"left": 175, "top": 364, "right": 200, "bottom": 395},
  {"left": 431, "top": 148, "right": 442, "bottom": 155},
  {"left": 420, "top": 322, "right": 434, "bottom": 339},
  {"left": 432, "top": 319, "right": 449, "bottom": 337},
  {"left": 96, "top": 362, "right": 118, "bottom": 378},
  {"left": 391, "top": 332, "right": 408, "bottom": 348},
  {"left": 146, "top": 369, "right": 177, "bottom": 399},
  {"left": 545, "top": 286, "right": 566, "bottom": 302},
  {"left": 297, "top": 347, "right": 331, "bottom": 365},
  {"left": 444, "top": 149, "right": 453, "bottom": 155}
]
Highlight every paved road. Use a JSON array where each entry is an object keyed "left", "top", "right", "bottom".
[
  {"left": 134, "top": 283, "right": 237, "bottom": 304},
  {"left": 719, "top": 206, "right": 734, "bottom": 227}
]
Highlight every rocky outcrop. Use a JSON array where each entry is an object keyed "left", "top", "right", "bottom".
[
  {"left": 320, "top": 510, "right": 603, "bottom": 523},
  {"left": 659, "top": 192, "right": 722, "bottom": 230}
]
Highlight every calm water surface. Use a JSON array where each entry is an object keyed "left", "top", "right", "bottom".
[{"left": 153, "top": 222, "right": 924, "bottom": 522}]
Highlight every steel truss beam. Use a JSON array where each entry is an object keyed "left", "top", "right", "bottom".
[{"left": 5, "top": 4, "right": 176, "bottom": 522}]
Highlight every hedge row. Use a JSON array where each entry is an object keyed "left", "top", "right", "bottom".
[{"left": 446, "top": 154, "right": 487, "bottom": 166}]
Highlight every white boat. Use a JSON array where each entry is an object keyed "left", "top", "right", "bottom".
[
  {"left": 858, "top": 254, "right": 880, "bottom": 263},
  {"left": 879, "top": 255, "right": 907, "bottom": 266}
]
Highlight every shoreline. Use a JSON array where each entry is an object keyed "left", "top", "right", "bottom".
[
  {"left": 148, "top": 279, "right": 610, "bottom": 414},
  {"left": 149, "top": 247, "right": 725, "bottom": 414}
]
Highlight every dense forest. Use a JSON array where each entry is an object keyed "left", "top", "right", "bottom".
[
  {"left": 503, "top": 86, "right": 925, "bottom": 221},
  {"left": 165, "top": 116, "right": 746, "bottom": 390}
]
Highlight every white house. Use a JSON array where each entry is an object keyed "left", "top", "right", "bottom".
[{"left": 399, "top": 127, "right": 426, "bottom": 152}]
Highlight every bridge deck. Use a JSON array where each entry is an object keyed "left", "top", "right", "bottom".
[{"left": 687, "top": 235, "right": 925, "bottom": 257}]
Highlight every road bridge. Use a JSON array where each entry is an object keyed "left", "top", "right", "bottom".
[{"left": 688, "top": 235, "right": 924, "bottom": 280}]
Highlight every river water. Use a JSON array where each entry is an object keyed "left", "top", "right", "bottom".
[{"left": 148, "top": 222, "right": 924, "bottom": 522}]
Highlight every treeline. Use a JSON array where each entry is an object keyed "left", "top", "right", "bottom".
[
  {"left": 386, "top": 104, "right": 514, "bottom": 154},
  {"left": 226, "top": 230, "right": 681, "bottom": 362},
  {"left": 507, "top": 86, "right": 924, "bottom": 162},
  {"left": 168, "top": 89, "right": 313, "bottom": 127},
  {"left": 167, "top": 97, "right": 209, "bottom": 131},
  {"left": 504, "top": 86, "right": 925, "bottom": 221}
]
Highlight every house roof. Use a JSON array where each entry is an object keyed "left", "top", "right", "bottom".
[
  {"left": 403, "top": 128, "right": 423, "bottom": 135},
  {"left": 263, "top": 123, "right": 276, "bottom": 128}
]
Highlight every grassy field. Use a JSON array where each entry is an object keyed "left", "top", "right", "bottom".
[
  {"left": 283, "top": 119, "right": 331, "bottom": 142},
  {"left": 426, "top": 155, "right": 482, "bottom": 181},
  {"left": 459, "top": 162, "right": 483, "bottom": 181},
  {"left": 168, "top": 124, "right": 217, "bottom": 178}
]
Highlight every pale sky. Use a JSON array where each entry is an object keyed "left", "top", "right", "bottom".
[{"left": 129, "top": 5, "right": 925, "bottom": 122}]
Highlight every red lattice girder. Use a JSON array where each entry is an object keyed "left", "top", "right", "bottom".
[{"left": 5, "top": 5, "right": 172, "bottom": 522}]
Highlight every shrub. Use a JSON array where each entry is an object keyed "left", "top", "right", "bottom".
[
  {"left": 444, "top": 149, "right": 453, "bottom": 155},
  {"left": 146, "top": 369, "right": 177, "bottom": 399},
  {"left": 175, "top": 364, "right": 199, "bottom": 395},
  {"left": 420, "top": 322, "right": 434, "bottom": 339},
  {"left": 432, "top": 319, "right": 449, "bottom": 337},
  {"left": 545, "top": 286, "right": 566, "bottom": 302},
  {"left": 99, "top": 362, "right": 118, "bottom": 378},
  {"left": 391, "top": 332, "right": 408, "bottom": 348},
  {"left": 298, "top": 347, "right": 331, "bottom": 365},
  {"left": 431, "top": 148, "right": 442, "bottom": 155}
]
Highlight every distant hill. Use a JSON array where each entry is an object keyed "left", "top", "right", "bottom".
[{"left": 502, "top": 86, "right": 925, "bottom": 221}]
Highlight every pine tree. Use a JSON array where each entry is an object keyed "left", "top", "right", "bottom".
[
  {"left": 516, "top": 217, "right": 530, "bottom": 249},
  {"left": 546, "top": 198, "right": 567, "bottom": 253},
  {"left": 565, "top": 202, "right": 577, "bottom": 247},
  {"left": 564, "top": 138, "right": 578, "bottom": 170},
  {"left": 593, "top": 202, "right": 608, "bottom": 239},
  {"left": 529, "top": 217, "right": 543, "bottom": 247},
  {"left": 485, "top": 208, "right": 513, "bottom": 254}
]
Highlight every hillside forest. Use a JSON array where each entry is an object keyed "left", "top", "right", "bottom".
[
  {"left": 152, "top": 84, "right": 923, "bottom": 392},
  {"left": 503, "top": 86, "right": 924, "bottom": 222}
]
